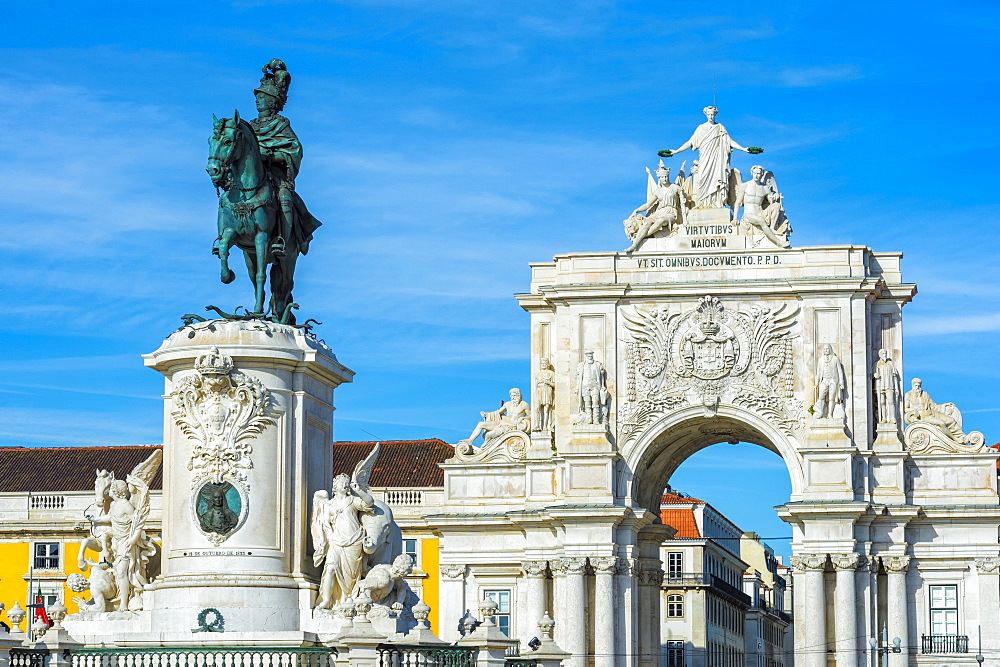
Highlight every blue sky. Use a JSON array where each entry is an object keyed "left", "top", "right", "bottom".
[{"left": 2, "top": 1, "right": 998, "bottom": 557}]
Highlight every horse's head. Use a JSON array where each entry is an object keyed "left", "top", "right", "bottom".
[
  {"left": 94, "top": 469, "right": 114, "bottom": 509},
  {"left": 207, "top": 109, "right": 247, "bottom": 189}
]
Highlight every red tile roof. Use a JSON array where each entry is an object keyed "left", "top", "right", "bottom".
[
  {"left": 332, "top": 440, "right": 453, "bottom": 488},
  {"left": 660, "top": 507, "right": 701, "bottom": 538},
  {"left": 0, "top": 446, "right": 164, "bottom": 493},
  {"left": 659, "top": 492, "right": 703, "bottom": 538}
]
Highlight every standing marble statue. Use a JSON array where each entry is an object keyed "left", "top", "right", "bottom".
[
  {"left": 733, "top": 166, "right": 790, "bottom": 248},
  {"left": 623, "top": 161, "right": 686, "bottom": 252},
  {"left": 311, "top": 444, "right": 403, "bottom": 610},
  {"left": 534, "top": 357, "right": 556, "bottom": 432},
  {"left": 461, "top": 388, "right": 531, "bottom": 446},
  {"left": 77, "top": 449, "right": 162, "bottom": 612},
  {"left": 665, "top": 106, "right": 755, "bottom": 208},
  {"left": 874, "top": 349, "right": 901, "bottom": 425},
  {"left": 578, "top": 351, "right": 609, "bottom": 425},
  {"left": 814, "top": 344, "right": 847, "bottom": 420}
]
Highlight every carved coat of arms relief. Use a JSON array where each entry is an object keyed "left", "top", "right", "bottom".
[
  {"left": 619, "top": 296, "right": 803, "bottom": 443},
  {"left": 170, "top": 346, "right": 277, "bottom": 485}
]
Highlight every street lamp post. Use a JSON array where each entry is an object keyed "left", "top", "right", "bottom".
[{"left": 869, "top": 628, "right": 901, "bottom": 667}]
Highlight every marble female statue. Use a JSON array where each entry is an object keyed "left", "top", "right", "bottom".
[
  {"left": 623, "top": 161, "right": 686, "bottom": 252},
  {"left": 311, "top": 444, "right": 401, "bottom": 610},
  {"left": 666, "top": 106, "right": 753, "bottom": 208}
]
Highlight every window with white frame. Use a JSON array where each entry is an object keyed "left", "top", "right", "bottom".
[
  {"left": 483, "top": 589, "right": 511, "bottom": 636},
  {"left": 667, "top": 552, "right": 683, "bottom": 578},
  {"left": 665, "top": 640, "right": 684, "bottom": 666},
  {"left": 929, "top": 585, "right": 959, "bottom": 636},
  {"left": 33, "top": 543, "right": 60, "bottom": 570},
  {"left": 404, "top": 539, "right": 419, "bottom": 566},
  {"left": 666, "top": 593, "right": 684, "bottom": 617}
]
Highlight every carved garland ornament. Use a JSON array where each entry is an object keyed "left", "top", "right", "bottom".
[
  {"left": 619, "top": 296, "right": 802, "bottom": 443},
  {"left": 171, "top": 347, "right": 276, "bottom": 485}
]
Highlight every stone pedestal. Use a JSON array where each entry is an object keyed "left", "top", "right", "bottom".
[{"left": 141, "top": 320, "right": 354, "bottom": 635}]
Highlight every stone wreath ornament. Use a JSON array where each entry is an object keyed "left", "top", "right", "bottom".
[{"left": 193, "top": 607, "right": 225, "bottom": 633}]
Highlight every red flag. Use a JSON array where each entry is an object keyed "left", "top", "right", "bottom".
[{"left": 34, "top": 587, "right": 51, "bottom": 627}]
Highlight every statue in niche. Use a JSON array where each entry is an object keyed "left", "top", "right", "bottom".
[
  {"left": 733, "top": 166, "right": 791, "bottom": 248},
  {"left": 874, "top": 349, "right": 901, "bottom": 425},
  {"left": 623, "top": 160, "right": 686, "bottom": 252},
  {"left": 534, "top": 357, "right": 556, "bottom": 432},
  {"left": 311, "top": 444, "right": 403, "bottom": 610},
  {"left": 904, "top": 378, "right": 965, "bottom": 441},
  {"left": 353, "top": 553, "right": 415, "bottom": 611},
  {"left": 196, "top": 481, "right": 240, "bottom": 536},
  {"left": 460, "top": 388, "right": 531, "bottom": 447},
  {"left": 814, "top": 344, "right": 847, "bottom": 420},
  {"left": 577, "top": 351, "right": 610, "bottom": 425},
  {"left": 78, "top": 449, "right": 162, "bottom": 612},
  {"left": 663, "top": 106, "right": 756, "bottom": 209}
]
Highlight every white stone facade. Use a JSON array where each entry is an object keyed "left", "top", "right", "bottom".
[{"left": 429, "top": 229, "right": 1000, "bottom": 667}]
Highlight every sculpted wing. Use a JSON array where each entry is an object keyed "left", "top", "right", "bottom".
[
  {"left": 351, "top": 443, "right": 381, "bottom": 493},
  {"left": 310, "top": 490, "right": 330, "bottom": 566},
  {"left": 129, "top": 449, "right": 163, "bottom": 487},
  {"left": 727, "top": 168, "right": 742, "bottom": 210},
  {"left": 645, "top": 167, "right": 656, "bottom": 203},
  {"left": 622, "top": 308, "right": 674, "bottom": 379}
]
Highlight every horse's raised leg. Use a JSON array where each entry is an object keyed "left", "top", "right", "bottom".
[
  {"left": 253, "top": 230, "right": 268, "bottom": 315},
  {"left": 217, "top": 226, "right": 237, "bottom": 284}
]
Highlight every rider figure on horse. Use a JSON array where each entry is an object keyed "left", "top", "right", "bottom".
[{"left": 250, "top": 59, "right": 318, "bottom": 258}]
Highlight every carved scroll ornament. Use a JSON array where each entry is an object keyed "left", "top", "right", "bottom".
[{"left": 171, "top": 346, "right": 276, "bottom": 484}]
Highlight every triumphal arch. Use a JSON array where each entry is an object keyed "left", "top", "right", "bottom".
[{"left": 432, "top": 107, "right": 1000, "bottom": 667}]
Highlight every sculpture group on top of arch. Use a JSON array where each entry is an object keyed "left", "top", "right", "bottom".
[{"left": 622, "top": 106, "right": 791, "bottom": 252}]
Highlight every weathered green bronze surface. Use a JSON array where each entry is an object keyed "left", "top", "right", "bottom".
[{"left": 206, "top": 59, "right": 321, "bottom": 324}]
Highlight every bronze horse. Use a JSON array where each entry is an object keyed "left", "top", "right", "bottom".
[{"left": 206, "top": 110, "right": 299, "bottom": 322}]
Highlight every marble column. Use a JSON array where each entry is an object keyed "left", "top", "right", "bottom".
[
  {"left": 792, "top": 553, "right": 829, "bottom": 667},
  {"left": 521, "top": 561, "right": 550, "bottom": 644},
  {"left": 831, "top": 553, "right": 864, "bottom": 667},
  {"left": 439, "top": 564, "right": 467, "bottom": 642},
  {"left": 883, "top": 556, "right": 910, "bottom": 667},
  {"left": 557, "top": 557, "right": 589, "bottom": 667},
  {"left": 593, "top": 557, "right": 619, "bottom": 667},
  {"left": 616, "top": 558, "right": 638, "bottom": 667},
  {"left": 976, "top": 558, "right": 1000, "bottom": 664}
]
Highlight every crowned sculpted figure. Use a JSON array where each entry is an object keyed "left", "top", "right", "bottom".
[
  {"left": 577, "top": 351, "right": 609, "bottom": 425},
  {"left": 814, "top": 344, "right": 847, "bottom": 420},
  {"left": 77, "top": 449, "right": 162, "bottom": 612},
  {"left": 623, "top": 160, "right": 686, "bottom": 252},
  {"left": 665, "top": 106, "right": 755, "bottom": 209},
  {"left": 534, "top": 357, "right": 556, "bottom": 432},
  {"left": 460, "top": 388, "right": 531, "bottom": 447},
  {"left": 733, "top": 165, "right": 790, "bottom": 248},
  {"left": 311, "top": 444, "right": 403, "bottom": 610},
  {"left": 874, "top": 349, "right": 901, "bottom": 425}
]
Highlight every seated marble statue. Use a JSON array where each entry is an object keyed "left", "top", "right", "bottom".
[
  {"left": 733, "top": 166, "right": 790, "bottom": 248},
  {"left": 903, "top": 377, "right": 967, "bottom": 442},
  {"left": 623, "top": 161, "right": 685, "bottom": 253},
  {"left": 353, "top": 553, "right": 414, "bottom": 611},
  {"left": 461, "top": 388, "right": 531, "bottom": 446}
]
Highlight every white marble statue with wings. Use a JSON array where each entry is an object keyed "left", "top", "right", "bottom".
[{"left": 311, "top": 444, "right": 403, "bottom": 610}]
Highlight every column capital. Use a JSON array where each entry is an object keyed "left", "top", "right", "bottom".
[
  {"left": 522, "top": 560, "right": 550, "bottom": 578},
  {"left": 555, "top": 556, "right": 588, "bottom": 575},
  {"left": 440, "top": 563, "right": 467, "bottom": 579},
  {"left": 882, "top": 555, "right": 911, "bottom": 573},
  {"left": 830, "top": 553, "right": 866, "bottom": 571},
  {"left": 975, "top": 557, "right": 1000, "bottom": 574},
  {"left": 592, "top": 556, "right": 621, "bottom": 574},
  {"left": 790, "top": 553, "right": 828, "bottom": 571}
]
